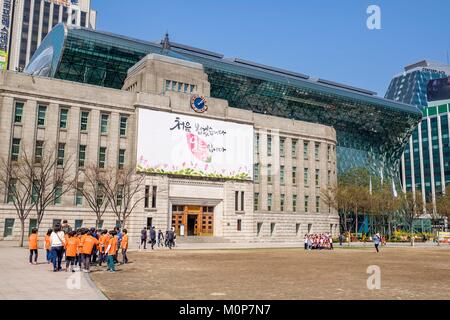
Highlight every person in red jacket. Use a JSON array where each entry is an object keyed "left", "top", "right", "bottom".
[{"left": 28, "top": 228, "right": 39, "bottom": 265}]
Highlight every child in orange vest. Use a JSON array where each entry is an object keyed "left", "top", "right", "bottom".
[
  {"left": 80, "top": 230, "right": 99, "bottom": 273},
  {"left": 45, "top": 229, "right": 52, "bottom": 263},
  {"left": 28, "top": 228, "right": 38, "bottom": 265},
  {"left": 98, "top": 230, "right": 109, "bottom": 267},
  {"left": 105, "top": 230, "right": 118, "bottom": 272},
  {"left": 65, "top": 231, "right": 79, "bottom": 272},
  {"left": 121, "top": 229, "right": 129, "bottom": 264}
]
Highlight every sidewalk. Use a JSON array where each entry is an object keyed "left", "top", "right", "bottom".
[{"left": 0, "top": 245, "right": 107, "bottom": 300}]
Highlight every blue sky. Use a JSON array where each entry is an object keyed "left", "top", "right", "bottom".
[{"left": 91, "top": 0, "right": 450, "bottom": 96}]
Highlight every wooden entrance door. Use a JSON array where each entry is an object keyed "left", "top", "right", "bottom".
[{"left": 172, "top": 205, "right": 214, "bottom": 237}]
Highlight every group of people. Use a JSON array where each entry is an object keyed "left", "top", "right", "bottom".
[
  {"left": 140, "top": 226, "right": 176, "bottom": 250},
  {"left": 28, "top": 220, "right": 128, "bottom": 273},
  {"left": 304, "top": 234, "right": 334, "bottom": 250}
]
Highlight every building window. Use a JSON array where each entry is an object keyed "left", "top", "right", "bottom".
[
  {"left": 304, "top": 168, "right": 309, "bottom": 186},
  {"left": 76, "top": 183, "right": 84, "bottom": 206},
  {"left": 316, "top": 196, "right": 320, "bottom": 213},
  {"left": 296, "top": 223, "right": 301, "bottom": 236},
  {"left": 254, "top": 193, "right": 259, "bottom": 211},
  {"left": 280, "top": 137, "right": 285, "bottom": 157},
  {"left": 327, "top": 170, "right": 331, "bottom": 186},
  {"left": 116, "top": 186, "right": 123, "bottom": 207},
  {"left": 315, "top": 143, "right": 320, "bottom": 160},
  {"left": 151, "top": 186, "right": 157, "bottom": 208},
  {"left": 11, "top": 138, "right": 21, "bottom": 162},
  {"left": 255, "top": 133, "right": 260, "bottom": 155},
  {"left": 75, "top": 219, "right": 83, "bottom": 230},
  {"left": 235, "top": 191, "right": 239, "bottom": 211},
  {"left": 267, "top": 135, "right": 272, "bottom": 156},
  {"left": 28, "top": 219, "right": 37, "bottom": 235},
  {"left": 31, "top": 181, "right": 39, "bottom": 204},
  {"left": 59, "top": 108, "right": 68, "bottom": 129},
  {"left": 257, "top": 222, "right": 263, "bottom": 236},
  {"left": 327, "top": 145, "right": 331, "bottom": 161},
  {"left": 14, "top": 102, "right": 24, "bottom": 123},
  {"left": 3, "top": 218, "right": 14, "bottom": 237},
  {"left": 78, "top": 145, "right": 86, "bottom": 168},
  {"left": 253, "top": 163, "right": 259, "bottom": 182},
  {"left": 280, "top": 166, "right": 285, "bottom": 185},
  {"left": 267, "top": 164, "right": 272, "bottom": 184},
  {"left": 118, "top": 149, "right": 126, "bottom": 169},
  {"left": 305, "top": 196, "right": 309, "bottom": 213},
  {"left": 270, "top": 223, "right": 275, "bottom": 236},
  {"left": 54, "top": 184, "right": 62, "bottom": 205},
  {"left": 80, "top": 111, "right": 89, "bottom": 132},
  {"left": 292, "top": 139, "right": 298, "bottom": 158},
  {"left": 303, "top": 141, "right": 309, "bottom": 160},
  {"left": 293, "top": 166, "right": 297, "bottom": 185},
  {"left": 315, "top": 169, "right": 320, "bottom": 187},
  {"left": 241, "top": 191, "right": 245, "bottom": 211},
  {"left": 268, "top": 193, "right": 273, "bottom": 211},
  {"left": 34, "top": 140, "right": 44, "bottom": 164},
  {"left": 120, "top": 116, "right": 128, "bottom": 136},
  {"left": 7, "top": 179, "right": 17, "bottom": 203},
  {"left": 144, "top": 186, "right": 150, "bottom": 208},
  {"left": 100, "top": 114, "right": 109, "bottom": 134},
  {"left": 37, "top": 105, "right": 47, "bottom": 126},
  {"left": 57, "top": 143, "right": 65, "bottom": 166},
  {"left": 280, "top": 194, "right": 285, "bottom": 212},
  {"left": 99, "top": 147, "right": 107, "bottom": 168},
  {"left": 293, "top": 194, "right": 297, "bottom": 212},
  {"left": 237, "top": 219, "right": 242, "bottom": 231}
]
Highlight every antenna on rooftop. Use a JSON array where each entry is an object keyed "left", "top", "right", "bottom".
[{"left": 161, "top": 31, "right": 171, "bottom": 51}]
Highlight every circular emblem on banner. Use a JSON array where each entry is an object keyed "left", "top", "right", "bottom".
[{"left": 190, "top": 95, "right": 208, "bottom": 113}]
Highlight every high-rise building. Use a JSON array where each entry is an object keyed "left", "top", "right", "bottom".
[
  {"left": 386, "top": 60, "right": 450, "bottom": 216},
  {"left": 0, "top": 0, "right": 96, "bottom": 72}
]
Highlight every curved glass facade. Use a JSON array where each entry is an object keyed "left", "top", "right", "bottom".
[{"left": 25, "top": 24, "right": 422, "bottom": 180}]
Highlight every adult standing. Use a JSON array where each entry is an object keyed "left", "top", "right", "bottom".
[
  {"left": 140, "top": 227, "right": 147, "bottom": 250},
  {"left": 149, "top": 226, "right": 156, "bottom": 250},
  {"left": 50, "top": 224, "right": 66, "bottom": 272},
  {"left": 373, "top": 233, "right": 381, "bottom": 253},
  {"left": 167, "top": 228, "right": 175, "bottom": 249},
  {"left": 61, "top": 220, "right": 72, "bottom": 234},
  {"left": 157, "top": 229, "right": 164, "bottom": 247},
  {"left": 339, "top": 233, "right": 344, "bottom": 246}
]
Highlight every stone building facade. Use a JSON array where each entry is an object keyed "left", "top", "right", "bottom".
[{"left": 0, "top": 53, "right": 338, "bottom": 245}]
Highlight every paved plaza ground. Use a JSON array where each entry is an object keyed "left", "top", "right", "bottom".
[
  {"left": 91, "top": 246, "right": 450, "bottom": 300},
  {"left": 0, "top": 245, "right": 106, "bottom": 300},
  {"left": 0, "top": 242, "right": 449, "bottom": 300}
]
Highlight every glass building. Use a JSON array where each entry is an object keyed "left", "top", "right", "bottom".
[
  {"left": 386, "top": 60, "right": 450, "bottom": 208},
  {"left": 25, "top": 24, "right": 422, "bottom": 181},
  {"left": 5, "top": 0, "right": 96, "bottom": 72}
]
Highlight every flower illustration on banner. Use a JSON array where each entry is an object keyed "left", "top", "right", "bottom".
[{"left": 186, "top": 133, "right": 212, "bottom": 163}]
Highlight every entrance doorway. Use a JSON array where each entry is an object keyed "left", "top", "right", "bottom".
[
  {"left": 172, "top": 205, "right": 214, "bottom": 237},
  {"left": 187, "top": 215, "right": 198, "bottom": 236}
]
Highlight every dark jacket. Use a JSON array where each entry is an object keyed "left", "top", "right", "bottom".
[
  {"left": 141, "top": 229, "right": 147, "bottom": 240},
  {"left": 167, "top": 230, "right": 175, "bottom": 241},
  {"left": 150, "top": 228, "right": 156, "bottom": 240}
]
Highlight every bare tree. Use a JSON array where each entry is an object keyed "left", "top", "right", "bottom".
[
  {"left": 73, "top": 164, "right": 110, "bottom": 228},
  {"left": 21, "top": 144, "right": 75, "bottom": 228},
  {"left": 435, "top": 188, "right": 450, "bottom": 222},
  {"left": 0, "top": 157, "right": 34, "bottom": 247},
  {"left": 101, "top": 166, "right": 146, "bottom": 229},
  {"left": 399, "top": 191, "right": 425, "bottom": 247}
]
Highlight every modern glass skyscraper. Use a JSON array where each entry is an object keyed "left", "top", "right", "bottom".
[
  {"left": 386, "top": 60, "right": 450, "bottom": 208},
  {"left": 0, "top": 0, "right": 96, "bottom": 72}
]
